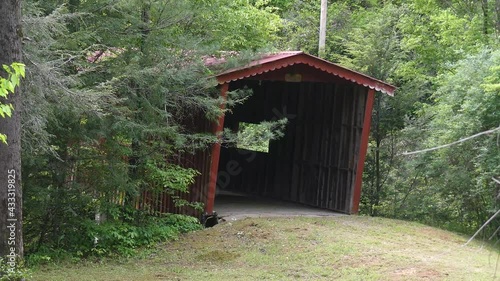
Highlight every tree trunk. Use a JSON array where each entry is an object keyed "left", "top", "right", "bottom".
[
  {"left": 0, "top": 0, "right": 24, "bottom": 269},
  {"left": 372, "top": 96, "right": 382, "bottom": 216},
  {"left": 481, "top": 0, "right": 489, "bottom": 36},
  {"left": 496, "top": 0, "right": 500, "bottom": 34},
  {"left": 374, "top": 138, "right": 381, "bottom": 216}
]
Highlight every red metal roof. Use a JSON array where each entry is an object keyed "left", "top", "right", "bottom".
[{"left": 216, "top": 51, "right": 396, "bottom": 96}]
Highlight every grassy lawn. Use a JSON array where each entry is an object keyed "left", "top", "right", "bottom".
[{"left": 31, "top": 216, "right": 499, "bottom": 280}]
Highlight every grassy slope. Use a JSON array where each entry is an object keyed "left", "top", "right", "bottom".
[{"left": 32, "top": 216, "right": 499, "bottom": 281}]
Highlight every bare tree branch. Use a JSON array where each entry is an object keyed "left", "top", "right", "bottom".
[
  {"left": 489, "top": 225, "right": 500, "bottom": 241},
  {"left": 465, "top": 208, "right": 500, "bottom": 246},
  {"left": 493, "top": 177, "right": 500, "bottom": 185}
]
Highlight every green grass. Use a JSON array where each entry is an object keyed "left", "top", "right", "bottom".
[{"left": 31, "top": 216, "right": 499, "bottom": 280}]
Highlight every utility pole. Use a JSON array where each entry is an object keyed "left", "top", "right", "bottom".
[{"left": 319, "top": 0, "right": 327, "bottom": 58}]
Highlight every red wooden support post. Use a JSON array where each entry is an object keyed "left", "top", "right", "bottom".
[
  {"left": 205, "top": 83, "right": 229, "bottom": 214},
  {"left": 351, "top": 89, "right": 375, "bottom": 214}
]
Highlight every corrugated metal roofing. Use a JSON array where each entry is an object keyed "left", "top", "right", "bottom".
[{"left": 216, "top": 51, "right": 396, "bottom": 96}]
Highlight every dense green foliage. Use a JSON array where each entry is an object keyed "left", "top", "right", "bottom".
[
  {"left": 384, "top": 50, "right": 500, "bottom": 233},
  {"left": 232, "top": 118, "right": 287, "bottom": 153},
  {"left": 26, "top": 212, "right": 201, "bottom": 263},
  {"left": 0, "top": 258, "right": 30, "bottom": 281},
  {"left": 14, "top": 0, "right": 500, "bottom": 266},
  {"left": 312, "top": 0, "right": 499, "bottom": 235},
  {"left": 276, "top": 0, "right": 498, "bottom": 236},
  {"left": 18, "top": 0, "right": 280, "bottom": 265}
]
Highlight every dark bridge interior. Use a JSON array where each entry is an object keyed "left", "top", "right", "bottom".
[{"left": 216, "top": 77, "right": 369, "bottom": 213}]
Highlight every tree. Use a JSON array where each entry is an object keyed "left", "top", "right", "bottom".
[
  {"left": 0, "top": 0, "right": 24, "bottom": 273},
  {"left": 18, "top": 0, "right": 281, "bottom": 259},
  {"left": 339, "top": 4, "right": 408, "bottom": 216},
  {"left": 415, "top": 49, "right": 500, "bottom": 233}
]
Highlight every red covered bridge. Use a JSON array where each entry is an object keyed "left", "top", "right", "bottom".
[{"left": 143, "top": 51, "right": 395, "bottom": 218}]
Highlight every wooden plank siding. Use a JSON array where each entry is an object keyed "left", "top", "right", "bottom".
[
  {"left": 217, "top": 80, "right": 368, "bottom": 213},
  {"left": 136, "top": 111, "right": 214, "bottom": 218}
]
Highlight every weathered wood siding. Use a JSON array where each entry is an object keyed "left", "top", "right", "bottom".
[
  {"left": 218, "top": 80, "right": 368, "bottom": 213},
  {"left": 138, "top": 112, "right": 213, "bottom": 218}
]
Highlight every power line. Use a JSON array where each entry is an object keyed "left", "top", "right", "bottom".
[{"left": 402, "top": 126, "right": 500, "bottom": 156}]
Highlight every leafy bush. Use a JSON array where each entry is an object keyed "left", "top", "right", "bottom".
[
  {"left": 0, "top": 258, "right": 31, "bottom": 281},
  {"left": 25, "top": 211, "right": 202, "bottom": 266},
  {"left": 87, "top": 214, "right": 202, "bottom": 257}
]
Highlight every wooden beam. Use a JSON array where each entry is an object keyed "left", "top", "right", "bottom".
[
  {"left": 205, "top": 83, "right": 229, "bottom": 214},
  {"left": 351, "top": 88, "right": 375, "bottom": 214}
]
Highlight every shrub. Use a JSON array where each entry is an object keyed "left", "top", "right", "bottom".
[
  {"left": 25, "top": 211, "right": 202, "bottom": 266},
  {"left": 0, "top": 258, "right": 31, "bottom": 281}
]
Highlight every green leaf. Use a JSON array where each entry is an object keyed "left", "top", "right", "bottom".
[
  {"left": 2, "top": 64, "right": 12, "bottom": 74},
  {"left": 10, "top": 73, "right": 19, "bottom": 88},
  {"left": 11, "top": 62, "right": 25, "bottom": 78},
  {"left": 2, "top": 79, "right": 14, "bottom": 93},
  {"left": 1, "top": 104, "right": 13, "bottom": 117},
  {"left": 0, "top": 85, "right": 7, "bottom": 97},
  {"left": 0, "top": 133, "right": 7, "bottom": 144},
  {"left": 6, "top": 80, "right": 14, "bottom": 93}
]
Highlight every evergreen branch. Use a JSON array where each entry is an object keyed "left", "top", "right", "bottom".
[{"left": 402, "top": 126, "right": 500, "bottom": 156}]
